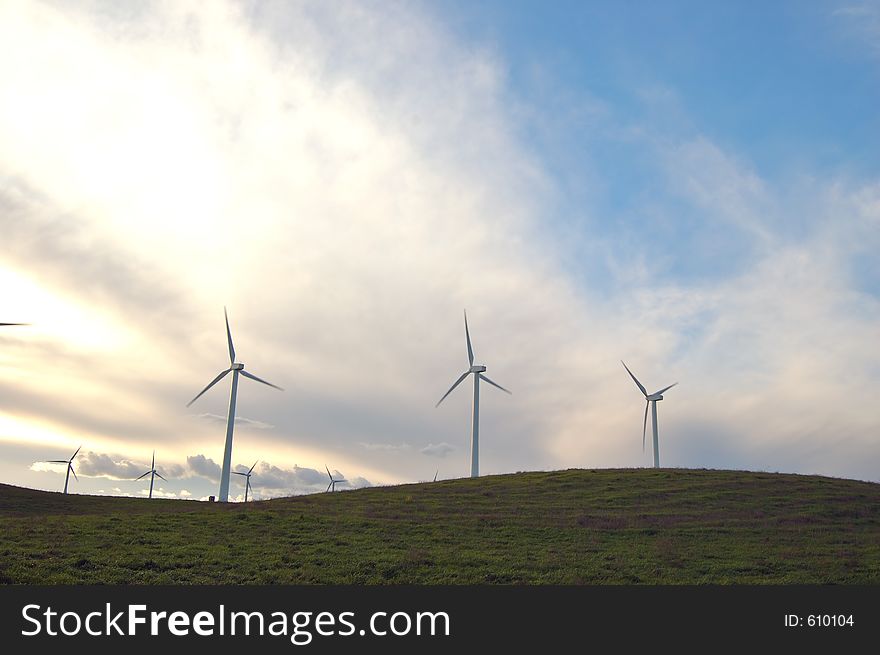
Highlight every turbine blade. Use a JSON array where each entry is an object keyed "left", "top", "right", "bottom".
[
  {"left": 232, "top": 471, "right": 247, "bottom": 476},
  {"left": 326, "top": 482, "right": 332, "bottom": 492},
  {"left": 47, "top": 460, "right": 69, "bottom": 463},
  {"left": 435, "top": 371, "right": 470, "bottom": 407},
  {"left": 479, "top": 374, "right": 511, "bottom": 394},
  {"left": 186, "top": 368, "right": 232, "bottom": 407},
  {"left": 464, "top": 310, "right": 474, "bottom": 366},
  {"left": 326, "top": 465, "right": 332, "bottom": 480},
  {"left": 652, "top": 382, "right": 679, "bottom": 396},
  {"left": 642, "top": 400, "right": 649, "bottom": 452},
  {"left": 0, "top": 323, "right": 29, "bottom": 326},
  {"left": 621, "top": 360, "right": 648, "bottom": 397},
  {"left": 224, "top": 306, "right": 236, "bottom": 365},
  {"left": 434, "top": 469, "right": 438, "bottom": 482},
  {"left": 69, "top": 465, "right": 78, "bottom": 481},
  {"left": 71, "top": 445, "right": 82, "bottom": 460},
  {"left": 151, "top": 451, "right": 155, "bottom": 469},
  {"left": 240, "top": 370, "right": 283, "bottom": 391},
  {"left": 249, "top": 460, "right": 259, "bottom": 475},
  {"left": 135, "top": 471, "right": 151, "bottom": 480},
  {"left": 155, "top": 473, "right": 167, "bottom": 482}
]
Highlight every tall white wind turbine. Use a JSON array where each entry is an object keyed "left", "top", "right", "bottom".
[
  {"left": 187, "top": 308, "right": 282, "bottom": 502},
  {"left": 135, "top": 451, "right": 166, "bottom": 499},
  {"left": 436, "top": 311, "right": 511, "bottom": 478},
  {"left": 325, "top": 466, "right": 346, "bottom": 493},
  {"left": 621, "top": 361, "right": 677, "bottom": 468},
  {"left": 46, "top": 446, "right": 80, "bottom": 494},
  {"left": 232, "top": 460, "right": 259, "bottom": 502}
]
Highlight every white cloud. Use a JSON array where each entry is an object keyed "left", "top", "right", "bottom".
[
  {"left": 140, "top": 488, "right": 177, "bottom": 498},
  {"left": 833, "top": 3, "right": 880, "bottom": 55},
  {"left": 662, "top": 137, "right": 773, "bottom": 244},
  {"left": 196, "top": 413, "right": 274, "bottom": 429},
  {"left": 420, "top": 442, "right": 456, "bottom": 458},
  {"left": 29, "top": 462, "right": 67, "bottom": 473}
]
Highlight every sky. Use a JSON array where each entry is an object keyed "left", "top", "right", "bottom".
[{"left": 0, "top": 0, "right": 878, "bottom": 501}]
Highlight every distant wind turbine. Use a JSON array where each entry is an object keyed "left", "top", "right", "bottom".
[
  {"left": 135, "top": 451, "right": 167, "bottom": 499},
  {"left": 436, "top": 310, "right": 511, "bottom": 478},
  {"left": 433, "top": 469, "right": 438, "bottom": 482},
  {"left": 621, "top": 361, "right": 677, "bottom": 468},
  {"left": 232, "top": 460, "right": 259, "bottom": 502},
  {"left": 46, "top": 446, "right": 80, "bottom": 494},
  {"left": 187, "top": 308, "right": 282, "bottom": 503},
  {"left": 325, "top": 466, "right": 346, "bottom": 493}
]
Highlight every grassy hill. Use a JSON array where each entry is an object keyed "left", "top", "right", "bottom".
[{"left": 1, "top": 468, "right": 878, "bottom": 584}]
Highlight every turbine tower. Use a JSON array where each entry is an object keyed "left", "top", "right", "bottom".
[
  {"left": 325, "top": 466, "right": 346, "bottom": 492},
  {"left": 621, "top": 361, "right": 677, "bottom": 468},
  {"left": 232, "top": 460, "right": 259, "bottom": 502},
  {"left": 187, "top": 308, "right": 282, "bottom": 502},
  {"left": 46, "top": 446, "right": 80, "bottom": 494},
  {"left": 135, "top": 451, "right": 167, "bottom": 499},
  {"left": 436, "top": 310, "right": 511, "bottom": 478}
]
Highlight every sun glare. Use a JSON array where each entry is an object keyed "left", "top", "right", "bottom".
[{"left": 0, "top": 266, "right": 130, "bottom": 352}]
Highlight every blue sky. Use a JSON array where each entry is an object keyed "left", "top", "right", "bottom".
[
  {"left": 434, "top": 0, "right": 879, "bottom": 290},
  {"left": 0, "top": 1, "right": 878, "bottom": 500},
  {"left": 440, "top": 0, "right": 878, "bottom": 175}
]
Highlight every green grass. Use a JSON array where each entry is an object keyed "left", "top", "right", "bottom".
[{"left": 1, "top": 468, "right": 878, "bottom": 584}]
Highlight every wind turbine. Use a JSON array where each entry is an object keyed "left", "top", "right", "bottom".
[
  {"left": 621, "top": 361, "right": 677, "bottom": 468},
  {"left": 46, "top": 446, "right": 80, "bottom": 494},
  {"left": 232, "top": 460, "right": 259, "bottom": 502},
  {"left": 436, "top": 310, "right": 511, "bottom": 478},
  {"left": 135, "top": 451, "right": 166, "bottom": 499},
  {"left": 325, "top": 466, "right": 346, "bottom": 493},
  {"left": 187, "top": 308, "right": 282, "bottom": 502},
  {"left": 433, "top": 469, "right": 438, "bottom": 482}
]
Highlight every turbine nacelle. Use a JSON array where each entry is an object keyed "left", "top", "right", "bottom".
[
  {"left": 231, "top": 363, "right": 244, "bottom": 370},
  {"left": 469, "top": 365, "right": 487, "bottom": 373},
  {"left": 647, "top": 393, "right": 665, "bottom": 401}
]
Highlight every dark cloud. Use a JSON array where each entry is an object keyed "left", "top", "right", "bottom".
[
  {"left": 71, "top": 452, "right": 140, "bottom": 479},
  {"left": 28, "top": 446, "right": 375, "bottom": 497},
  {"left": 74, "top": 451, "right": 185, "bottom": 480},
  {"left": 186, "top": 454, "right": 222, "bottom": 482},
  {"left": 227, "top": 462, "right": 371, "bottom": 496}
]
